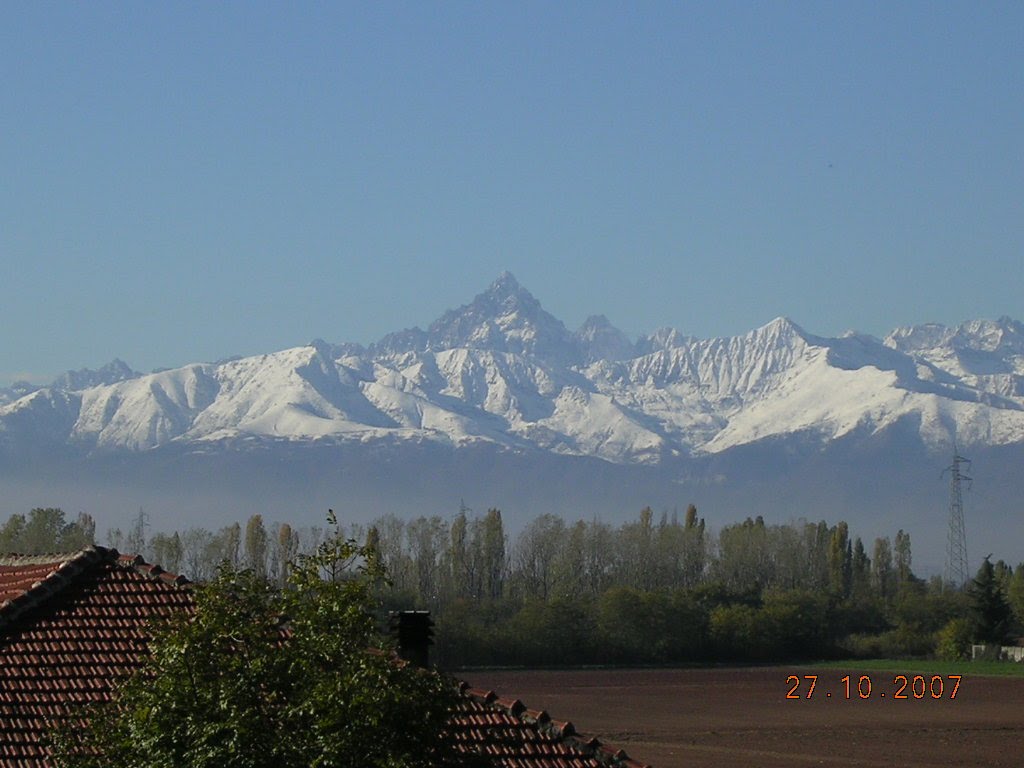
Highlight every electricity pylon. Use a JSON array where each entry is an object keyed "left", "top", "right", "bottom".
[{"left": 943, "top": 449, "right": 972, "bottom": 588}]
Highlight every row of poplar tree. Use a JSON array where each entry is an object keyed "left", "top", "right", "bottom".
[{"left": 2, "top": 505, "right": 1021, "bottom": 666}]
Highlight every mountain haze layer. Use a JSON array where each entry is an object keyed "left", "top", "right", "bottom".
[{"left": 3, "top": 273, "right": 1022, "bottom": 570}]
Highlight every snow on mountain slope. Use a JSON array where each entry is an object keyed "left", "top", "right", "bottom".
[
  {"left": 538, "top": 385, "right": 667, "bottom": 461},
  {"left": 72, "top": 365, "right": 219, "bottom": 449},
  {"left": 684, "top": 320, "right": 1024, "bottom": 452},
  {"left": 0, "top": 388, "right": 82, "bottom": 447},
  {"left": 3, "top": 274, "right": 1024, "bottom": 462},
  {"left": 374, "top": 271, "right": 580, "bottom": 365},
  {"left": 186, "top": 344, "right": 397, "bottom": 442},
  {"left": 612, "top": 317, "right": 810, "bottom": 404},
  {"left": 886, "top": 317, "right": 1024, "bottom": 399},
  {"left": 359, "top": 374, "right": 489, "bottom": 444},
  {"left": 575, "top": 315, "right": 636, "bottom": 363},
  {"left": 702, "top": 352, "right": 907, "bottom": 451},
  {"left": 582, "top": 318, "right": 816, "bottom": 450}
]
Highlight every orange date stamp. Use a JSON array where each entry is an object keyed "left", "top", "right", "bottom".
[{"left": 786, "top": 674, "right": 962, "bottom": 700}]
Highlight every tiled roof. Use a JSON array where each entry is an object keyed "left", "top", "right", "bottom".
[
  {"left": 451, "top": 686, "right": 650, "bottom": 768},
  {"left": 0, "top": 548, "right": 649, "bottom": 768},
  {"left": 0, "top": 547, "right": 193, "bottom": 766}
]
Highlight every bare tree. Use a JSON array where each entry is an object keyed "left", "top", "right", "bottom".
[{"left": 513, "top": 514, "right": 564, "bottom": 601}]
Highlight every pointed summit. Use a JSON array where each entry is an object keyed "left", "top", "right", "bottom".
[
  {"left": 369, "top": 273, "right": 553, "bottom": 358},
  {"left": 489, "top": 270, "right": 521, "bottom": 294},
  {"left": 477, "top": 271, "right": 542, "bottom": 315},
  {"left": 761, "top": 316, "right": 804, "bottom": 334},
  {"left": 749, "top": 316, "right": 811, "bottom": 347},
  {"left": 424, "top": 273, "right": 577, "bottom": 362}
]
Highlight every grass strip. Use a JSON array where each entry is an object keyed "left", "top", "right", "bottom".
[{"left": 804, "top": 658, "right": 1024, "bottom": 678}]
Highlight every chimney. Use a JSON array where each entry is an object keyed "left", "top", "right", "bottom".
[{"left": 389, "top": 610, "right": 434, "bottom": 668}]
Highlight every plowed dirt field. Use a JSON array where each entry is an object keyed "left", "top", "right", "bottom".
[{"left": 462, "top": 667, "right": 1022, "bottom": 767}]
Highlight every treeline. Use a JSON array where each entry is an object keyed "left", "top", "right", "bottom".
[
  {"left": 0, "top": 508, "right": 96, "bottom": 554},
  {"left": 365, "top": 507, "right": 1022, "bottom": 667},
  {"left": 2, "top": 505, "right": 1022, "bottom": 667}
]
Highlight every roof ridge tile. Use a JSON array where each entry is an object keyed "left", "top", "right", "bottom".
[
  {"left": 114, "top": 551, "right": 191, "bottom": 590},
  {"left": 458, "top": 680, "right": 652, "bottom": 768},
  {"left": 0, "top": 544, "right": 199, "bottom": 765},
  {"left": 1, "top": 546, "right": 193, "bottom": 631},
  {"left": 0, "top": 546, "right": 113, "bottom": 629}
]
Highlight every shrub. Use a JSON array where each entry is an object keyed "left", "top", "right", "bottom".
[{"left": 935, "top": 618, "right": 973, "bottom": 661}]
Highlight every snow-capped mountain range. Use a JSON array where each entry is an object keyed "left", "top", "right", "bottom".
[
  {"left": 6, "top": 272, "right": 1024, "bottom": 569},
  {"left": 3, "top": 272, "right": 1024, "bottom": 461}
]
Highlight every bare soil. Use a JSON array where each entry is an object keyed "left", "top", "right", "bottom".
[{"left": 461, "top": 666, "right": 1023, "bottom": 767}]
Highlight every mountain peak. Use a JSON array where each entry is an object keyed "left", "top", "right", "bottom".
[
  {"left": 369, "top": 273, "right": 550, "bottom": 358},
  {"left": 477, "top": 271, "right": 542, "bottom": 314},
  {"left": 954, "top": 317, "right": 1024, "bottom": 353},
  {"left": 53, "top": 359, "right": 139, "bottom": 391},
  {"left": 886, "top": 317, "right": 1024, "bottom": 358},
  {"left": 489, "top": 270, "right": 521, "bottom": 294},
  {"left": 419, "top": 273, "right": 575, "bottom": 361},
  {"left": 576, "top": 315, "right": 635, "bottom": 362},
  {"left": 636, "top": 327, "right": 693, "bottom": 354},
  {"left": 747, "top": 317, "right": 809, "bottom": 347},
  {"left": 578, "top": 314, "right": 613, "bottom": 331},
  {"left": 762, "top": 316, "right": 802, "bottom": 333}
]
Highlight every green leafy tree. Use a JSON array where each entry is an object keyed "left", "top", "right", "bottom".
[
  {"left": 1008, "top": 563, "right": 1024, "bottom": 632},
  {"left": 481, "top": 508, "right": 506, "bottom": 600},
  {"left": 936, "top": 617, "right": 973, "bottom": 661},
  {"left": 680, "top": 506, "right": 707, "bottom": 588},
  {"left": 23, "top": 508, "right": 67, "bottom": 554},
  {"left": 218, "top": 521, "right": 242, "bottom": 567},
  {"left": 828, "top": 521, "right": 852, "bottom": 598},
  {"left": 760, "top": 589, "right": 833, "bottom": 658},
  {"left": 709, "top": 603, "right": 762, "bottom": 660},
  {"left": 0, "top": 513, "right": 27, "bottom": 553},
  {"left": 53, "top": 519, "right": 459, "bottom": 768},
  {"left": 715, "top": 516, "right": 773, "bottom": 594},
  {"left": 504, "top": 598, "right": 595, "bottom": 666},
  {"left": 243, "top": 514, "right": 269, "bottom": 578},
  {"left": 597, "top": 587, "right": 668, "bottom": 662},
  {"left": 992, "top": 559, "right": 1013, "bottom": 595},
  {"left": 0, "top": 509, "right": 95, "bottom": 554},
  {"left": 969, "top": 556, "right": 1013, "bottom": 646},
  {"left": 850, "top": 537, "right": 871, "bottom": 598},
  {"left": 894, "top": 529, "right": 913, "bottom": 591},
  {"left": 871, "top": 537, "right": 895, "bottom": 600},
  {"left": 596, "top": 587, "right": 707, "bottom": 663}
]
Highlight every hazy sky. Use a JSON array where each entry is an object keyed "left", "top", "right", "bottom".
[{"left": 2, "top": 2, "right": 1022, "bottom": 386}]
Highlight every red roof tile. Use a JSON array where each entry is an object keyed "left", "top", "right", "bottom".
[
  {"left": 0, "top": 548, "right": 649, "bottom": 768},
  {"left": 0, "top": 547, "right": 193, "bottom": 766},
  {"left": 450, "top": 686, "right": 651, "bottom": 768}
]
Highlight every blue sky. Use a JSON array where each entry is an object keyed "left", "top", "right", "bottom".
[{"left": 2, "top": 2, "right": 1022, "bottom": 386}]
